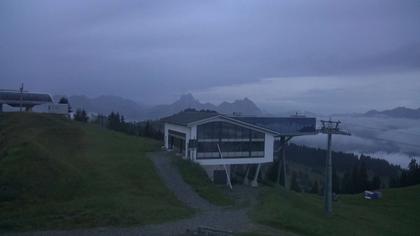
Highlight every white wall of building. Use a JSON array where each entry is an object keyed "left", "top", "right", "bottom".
[
  {"left": 190, "top": 125, "right": 197, "bottom": 161},
  {"left": 1, "top": 104, "right": 20, "bottom": 112},
  {"left": 32, "top": 103, "right": 68, "bottom": 115},
  {"left": 1, "top": 103, "right": 68, "bottom": 115}
]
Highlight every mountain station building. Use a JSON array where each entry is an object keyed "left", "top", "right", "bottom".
[{"left": 162, "top": 111, "right": 317, "bottom": 187}]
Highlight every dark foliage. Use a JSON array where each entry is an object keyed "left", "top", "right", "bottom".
[
  {"left": 284, "top": 143, "right": 401, "bottom": 178},
  {"left": 290, "top": 171, "right": 301, "bottom": 192},
  {"left": 74, "top": 109, "right": 88, "bottom": 122},
  {"left": 392, "top": 159, "right": 420, "bottom": 188},
  {"left": 58, "top": 97, "right": 68, "bottom": 104},
  {"left": 92, "top": 112, "right": 164, "bottom": 141},
  {"left": 332, "top": 167, "right": 340, "bottom": 193},
  {"left": 265, "top": 143, "right": 399, "bottom": 193},
  {"left": 310, "top": 181, "right": 319, "bottom": 194},
  {"left": 339, "top": 162, "right": 383, "bottom": 193}
]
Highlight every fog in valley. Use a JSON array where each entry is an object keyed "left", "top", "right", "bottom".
[{"left": 294, "top": 116, "right": 420, "bottom": 168}]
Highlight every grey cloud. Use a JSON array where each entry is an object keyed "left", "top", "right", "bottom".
[
  {"left": 293, "top": 116, "right": 420, "bottom": 167},
  {"left": 1, "top": 0, "right": 420, "bottom": 105}
]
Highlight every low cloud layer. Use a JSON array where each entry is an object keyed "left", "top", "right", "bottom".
[
  {"left": 193, "top": 71, "right": 420, "bottom": 114},
  {"left": 293, "top": 116, "right": 420, "bottom": 167}
]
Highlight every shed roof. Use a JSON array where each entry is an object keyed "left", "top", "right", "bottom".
[
  {"left": 233, "top": 117, "right": 317, "bottom": 135},
  {"left": 161, "top": 111, "right": 219, "bottom": 126},
  {"left": 0, "top": 91, "right": 53, "bottom": 106},
  {"left": 162, "top": 111, "right": 317, "bottom": 136}
]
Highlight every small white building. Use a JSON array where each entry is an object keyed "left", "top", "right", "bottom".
[
  {"left": 0, "top": 90, "right": 68, "bottom": 115},
  {"left": 162, "top": 111, "right": 316, "bottom": 186},
  {"left": 32, "top": 103, "right": 69, "bottom": 115}
]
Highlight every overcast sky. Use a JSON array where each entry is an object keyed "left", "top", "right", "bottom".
[{"left": 1, "top": 0, "right": 419, "bottom": 113}]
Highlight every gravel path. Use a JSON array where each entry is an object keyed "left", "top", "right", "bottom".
[
  {"left": 148, "top": 152, "right": 215, "bottom": 211},
  {"left": 5, "top": 151, "right": 292, "bottom": 236}
]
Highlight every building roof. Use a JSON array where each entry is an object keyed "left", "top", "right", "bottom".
[
  {"left": 233, "top": 117, "right": 317, "bottom": 135},
  {"left": 162, "top": 111, "right": 317, "bottom": 136},
  {"left": 161, "top": 111, "right": 219, "bottom": 126},
  {"left": 0, "top": 91, "right": 53, "bottom": 107}
]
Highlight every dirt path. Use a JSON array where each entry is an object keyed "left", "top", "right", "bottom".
[{"left": 148, "top": 152, "right": 216, "bottom": 211}]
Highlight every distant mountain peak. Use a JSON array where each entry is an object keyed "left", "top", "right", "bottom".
[
  {"left": 64, "top": 93, "right": 263, "bottom": 121},
  {"left": 178, "top": 93, "right": 196, "bottom": 102},
  {"left": 172, "top": 93, "right": 201, "bottom": 109},
  {"left": 364, "top": 106, "right": 420, "bottom": 119},
  {"left": 146, "top": 94, "right": 262, "bottom": 119},
  {"left": 217, "top": 97, "right": 262, "bottom": 116}
]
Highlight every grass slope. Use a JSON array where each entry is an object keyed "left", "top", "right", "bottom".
[
  {"left": 173, "top": 157, "right": 234, "bottom": 206},
  {"left": 251, "top": 186, "right": 420, "bottom": 236},
  {"left": 0, "top": 113, "right": 192, "bottom": 231}
]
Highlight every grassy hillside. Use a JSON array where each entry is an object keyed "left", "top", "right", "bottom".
[
  {"left": 251, "top": 185, "right": 420, "bottom": 236},
  {"left": 173, "top": 157, "right": 234, "bottom": 206},
  {"left": 0, "top": 113, "right": 192, "bottom": 231}
]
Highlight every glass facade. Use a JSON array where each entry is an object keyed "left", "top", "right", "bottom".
[{"left": 196, "top": 121, "right": 265, "bottom": 159}]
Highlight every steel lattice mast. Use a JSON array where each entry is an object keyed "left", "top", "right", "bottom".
[{"left": 320, "top": 119, "right": 351, "bottom": 216}]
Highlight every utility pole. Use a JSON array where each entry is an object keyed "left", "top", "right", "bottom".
[
  {"left": 19, "top": 83, "right": 24, "bottom": 112},
  {"left": 320, "top": 119, "right": 350, "bottom": 216}
]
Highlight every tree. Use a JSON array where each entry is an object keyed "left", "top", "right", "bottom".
[
  {"left": 351, "top": 165, "right": 360, "bottom": 193},
  {"left": 332, "top": 167, "right": 340, "bottom": 193},
  {"left": 389, "top": 176, "right": 399, "bottom": 188},
  {"left": 143, "top": 121, "right": 151, "bottom": 137},
  {"left": 397, "top": 159, "right": 420, "bottom": 187},
  {"left": 370, "top": 175, "right": 381, "bottom": 190},
  {"left": 408, "top": 159, "right": 418, "bottom": 172},
  {"left": 408, "top": 159, "right": 420, "bottom": 185},
  {"left": 341, "top": 171, "right": 352, "bottom": 193},
  {"left": 107, "top": 112, "right": 121, "bottom": 131},
  {"left": 359, "top": 161, "right": 369, "bottom": 191},
  {"left": 290, "top": 171, "right": 301, "bottom": 192},
  {"left": 93, "top": 114, "right": 107, "bottom": 128},
  {"left": 74, "top": 109, "right": 88, "bottom": 122},
  {"left": 310, "top": 181, "right": 319, "bottom": 194}
]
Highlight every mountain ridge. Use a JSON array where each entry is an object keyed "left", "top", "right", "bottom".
[
  {"left": 61, "top": 93, "right": 262, "bottom": 121},
  {"left": 363, "top": 106, "right": 420, "bottom": 119}
]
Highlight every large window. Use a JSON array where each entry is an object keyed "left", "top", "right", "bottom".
[
  {"left": 196, "top": 121, "right": 265, "bottom": 159},
  {"left": 197, "top": 121, "right": 264, "bottom": 140}
]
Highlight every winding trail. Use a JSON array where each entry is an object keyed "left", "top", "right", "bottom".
[{"left": 148, "top": 152, "right": 216, "bottom": 211}]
